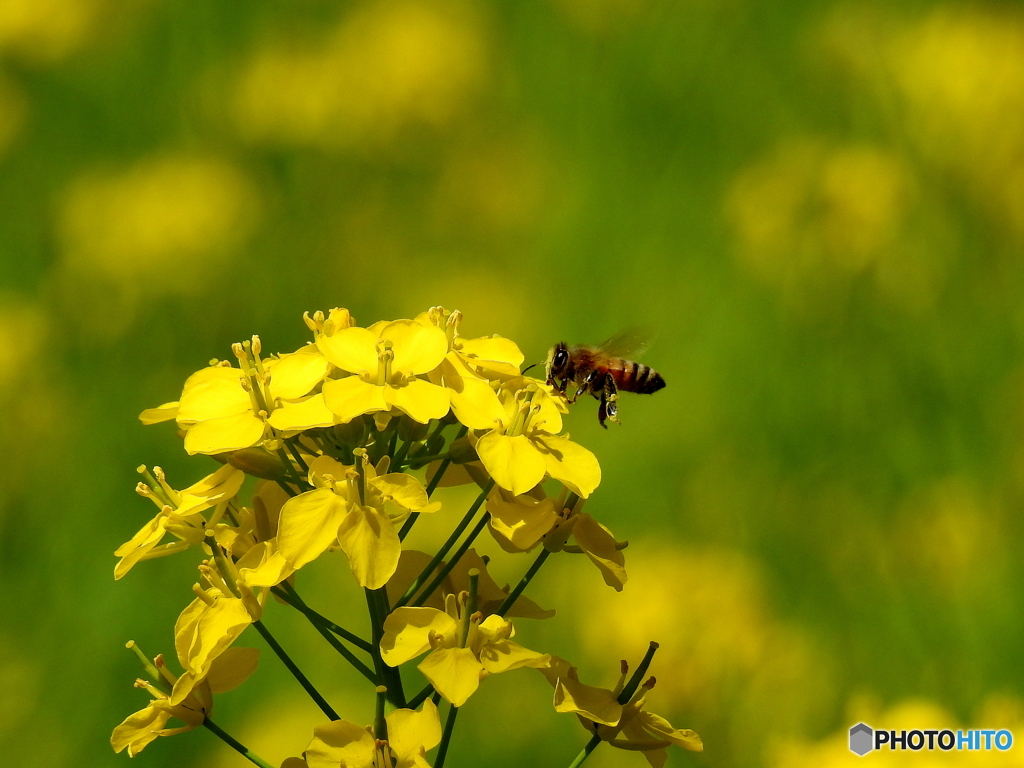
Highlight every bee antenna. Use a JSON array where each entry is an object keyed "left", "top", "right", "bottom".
[{"left": 522, "top": 362, "right": 541, "bottom": 375}]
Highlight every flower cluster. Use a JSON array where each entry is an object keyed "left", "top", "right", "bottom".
[{"left": 112, "top": 307, "right": 700, "bottom": 768}]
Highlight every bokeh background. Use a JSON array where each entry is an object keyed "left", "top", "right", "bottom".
[{"left": 3, "top": 0, "right": 1024, "bottom": 766}]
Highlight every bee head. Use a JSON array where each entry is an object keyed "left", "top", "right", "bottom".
[{"left": 545, "top": 342, "right": 570, "bottom": 384}]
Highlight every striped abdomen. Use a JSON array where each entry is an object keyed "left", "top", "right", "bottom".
[{"left": 610, "top": 360, "right": 665, "bottom": 394}]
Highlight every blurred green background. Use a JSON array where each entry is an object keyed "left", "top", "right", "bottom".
[{"left": 4, "top": 0, "right": 1024, "bottom": 766}]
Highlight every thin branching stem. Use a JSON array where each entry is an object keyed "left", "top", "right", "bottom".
[
  {"left": 251, "top": 620, "right": 339, "bottom": 720},
  {"left": 203, "top": 719, "right": 276, "bottom": 768},
  {"left": 434, "top": 704, "right": 460, "bottom": 768},
  {"left": 395, "top": 479, "right": 494, "bottom": 608},
  {"left": 412, "top": 509, "right": 491, "bottom": 607}
]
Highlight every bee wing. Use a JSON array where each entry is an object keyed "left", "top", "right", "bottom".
[{"left": 596, "top": 327, "right": 653, "bottom": 358}]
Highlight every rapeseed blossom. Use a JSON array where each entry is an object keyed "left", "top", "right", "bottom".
[{"left": 112, "top": 306, "right": 696, "bottom": 768}]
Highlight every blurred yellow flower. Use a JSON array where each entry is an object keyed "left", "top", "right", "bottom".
[
  {"left": 0, "top": 0, "right": 103, "bottom": 63},
  {"left": 232, "top": 0, "right": 486, "bottom": 149},
  {"left": 59, "top": 155, "right": 258, "bottom": 286},
  {"left": 726, "top": 138, "right": 919, "bottom": 309}
]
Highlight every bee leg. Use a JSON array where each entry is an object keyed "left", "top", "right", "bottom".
[
  {"left": 569, "top": 371, "right": 595, "bottom": 404},
  {"left": 602, "top": 372, "right": 621, "bottom": 426}
]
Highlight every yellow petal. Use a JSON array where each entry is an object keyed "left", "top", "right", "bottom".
[
  {"left": 571, "top": 513, "right": 627, "bottom": 591},
  {"left": 486, "top": 491, "right": 558, "bottom": 550},
  {"left": 139, "top": 401, "right": 179, "bottom": 424},
  {"left": 381, "top": 607, "right": 458, "bottom": 667},
  {"left": 554, "top": 677, "right": 622, "bottom": 726},
  {"left": 383, "top": 320, "right": 448, "bottom": 375},
  {"left": 384, "top": 379, "right": 450, "bottom": 423},
  {"left": 177, "top": 465, "right": 245, "bottom": 515},
  {"left": 449, "top": 378, "right": 507, "bottom": 430},
  {"left": 184, "top": 412, "right": 266, "bottom": 455},
  {"left": 323, "top": 376, "right": 387, "bottom": 422},
  {"left": 277, "top": 488, "right": 348, "bottom": 569},
  {"left": 114, "top": 515, "right": 167, "bottom": 579},
  {"left": 371, "top": 472, "right": 435, "bottom": 512},
  {"left": 237, "top": 540, "right": 295, "bottom": 587},
  {"left": 305, "top": 719, "right": 377, "bottom": 768},
  {"left": 479, "top": 639, "right": 549, "bottom": 675},
  {"left": 418, "top": 647, "right": 484, "bottom": 707},
  {"left": 267, "top": 348, "right": 331, "bottom": 399},
  {"left": 636, "top": 710, "right": 703, "bottom": 751},
  {"left": 267, "top": 393, "right": 336, "bottom": 432},
  {"left": 174, "top": 595, "right": 253, "bottom": 679},
  {"left": 316, "top": 326, "right": 379, "bottom": 374},
  {"left": 475, "top": 432, "right": 546, "bottom": 495},
  {"left": 111, "top": 704, "right": 172, "bottom": 756},
  {"left": 533, "top": 434, "right": 601, "bottom": 498},
  {"left": 457, "top": 336, "right": 524, "bottom": 371},
  {"left": 386, "top": 699, "right": 442, "bottom": 761},
  {"left": 337, "top": 504, "right": 401, "bottom": 589},
  {"left": 177, "top": 366, "right": 250, "bottom": 424},
  {"left": 205, "top": 647, "right": 260, "bottom": 694}
]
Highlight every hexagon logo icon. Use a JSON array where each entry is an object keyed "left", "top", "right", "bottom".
[{"left": 849, "top": 723, "right": 874, "bottom": 756}]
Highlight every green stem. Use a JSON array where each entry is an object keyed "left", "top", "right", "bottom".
[
  {"left": 412, "top": 510, "right": 491, "bottom": 608},
  {"left": 374, "top": 587, "right": 407, "bottom": 706},
  {"left": 374, "top": 685, "right": 389, "bottom": 741},
  {"left": 566, "top": 733, "right": 602, "bottom": 768},
  {"left": 284, "top": 438, "right": 310, "bottom": 475},
  {"left": 251, "top": 619, "right": 339, "bottom": 720},
  {"left": 272, "top": 584, "right": 372, "bottom": 651},
  {"left": 399, "top": 424, "right": 467, "bottom": 541},
  {"left": 275, "top": 447, "right": 308, "bottom": 490},
  {"left": 203, "top": 719, "right": 276, "bottom": 768},
  {"left": 364, "top": 588, "right": 406, "bottom": 707},
  {"left": 271, "top": 587, "right": 376, "bottom": 683},
  {"left": 495, "top": 549, "right": 551, "bottom": 617},
  {"left": 407, "top": 682, "right": 435, "bottom": 710},
  {"left": 434, "top": 704, "right": 460, "bottom": 768},
  {"left": 396, "top": 480, "right": 494, "bottom": 607},
  {"left": 402, "top": 451, "right": 450, "bottom": 467}
]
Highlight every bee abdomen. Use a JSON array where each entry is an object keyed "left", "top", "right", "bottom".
[
  {"left": 615, "top": 361, "right": 665, "bottom": 394},
  {"left": 639, "top": 368, "right": 666, "bottom": 394}
]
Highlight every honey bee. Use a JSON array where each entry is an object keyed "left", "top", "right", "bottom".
[{"left": 545, "top": 329, "right": 665, "bottom": 428}]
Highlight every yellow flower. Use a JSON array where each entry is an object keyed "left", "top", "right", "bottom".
[
  {"left": 486, "top": 486, "right": 561, "bottom": 552},
  {"left": 111, "top": 646, "right": 259, "bottom": 757},
  {"left": 473, "top": 378, "right": 600, "bottom": 497},
  {"left": 318, "top": 318, "right": 450, "bottom": 424},
  {"left": 537, "top": 656, "right": 702, "bottom": 768},
  {"left": 305, "top": 699, "right": 442, "bottom": 768},
  {"left": 545, "top": 508, "right": 628, "bottom": 592},
  {"left": 276, "top": 454, "right": 439, "bottom": 588},
  {"left": 114, "top": 465, "right": 244, "bottom": 579},
  {"left": 173, "top": 339, "right": 332, "bottom": 455},
  {"left": 417, "top": 307, "right": 524, "bottom": 429},
  {"left": 381, "top": 596, "right": 549, "bottom": 706}
]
